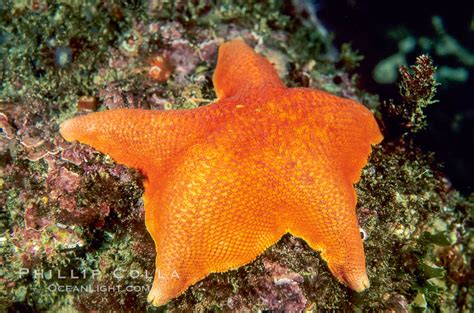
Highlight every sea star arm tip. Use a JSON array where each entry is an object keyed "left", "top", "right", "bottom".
[{"left": 213, "top": 38, "right": 285, "bottom": 100}]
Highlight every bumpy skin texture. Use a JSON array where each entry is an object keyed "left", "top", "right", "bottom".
[{"left": 60, "top": 39, "right": 383, "bottom": 306}]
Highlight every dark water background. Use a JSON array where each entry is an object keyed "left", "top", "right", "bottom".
[{"left": 318, "top": 0, "right": 473, "bottom": 195}]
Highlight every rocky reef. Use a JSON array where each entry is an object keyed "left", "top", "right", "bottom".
[{"left": 0, "top": 1, "right": 471, "bottom": 311}]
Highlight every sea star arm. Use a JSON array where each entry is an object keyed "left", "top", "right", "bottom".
[
  {"left": 279, "top": 89, "right": 382, "bottom": 291},
  {"left": 286, "top": 174, "right": 370, "bottom": 292},
  {"left": 144, "top": 139, "right": 287, "bottom": 306},
  {"left": 289, "top": 88, "right": 383, "bottom": 182},
  {"left": 60, "top": 106, "right": 224, "bottom": 178},
  {"left": 212, "top": 39, "right": 285, "bottom": 100}
]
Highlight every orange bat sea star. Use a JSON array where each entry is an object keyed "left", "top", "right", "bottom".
[{"left": 60, "top": 39, "right": 383, "bottom": 306}]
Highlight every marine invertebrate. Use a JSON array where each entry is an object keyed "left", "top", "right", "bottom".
[
  {"left": 147, "top": 55, "right": 172, "bottom": 82},
  {"left": 383, "top": 54, "right": 438, "bottom": 133},
  {"left": 77, "top": 95, "right": 98, "bottom": 112},
  {"left": 119, "top": 29, "right": 143, "bottom": 57},
  {"left": 60, "top": 39, "right": 383, "bottom": 306},
  {"left": 54, "top": 46, "right": 73, "bottom": 68}
]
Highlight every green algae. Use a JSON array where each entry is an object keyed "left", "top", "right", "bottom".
[{"left": 0, "top": 1, "right": 148, "bottom": 105}]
